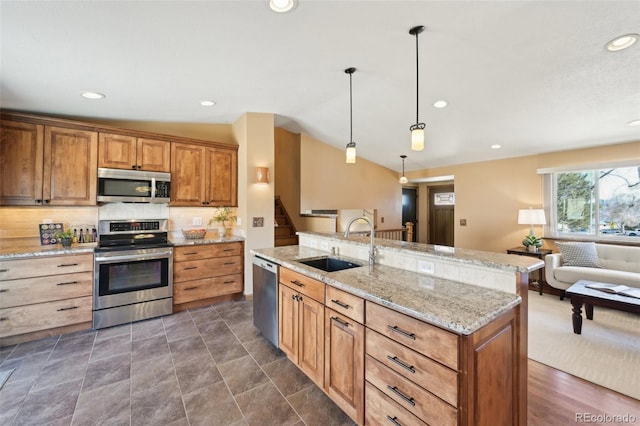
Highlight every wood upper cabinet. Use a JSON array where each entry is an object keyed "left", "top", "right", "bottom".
[
  {"left": 171, "top": 142, "right": 237, "bottom": 207},
  {"left": 0, "top": 121, "right": 97, "bottom": 206},
  {"left": 99, "top": 133, "right": 170, "bottom": 172},
  {"left": 0, "top": 120, "right": 44, "bottom": 205}
]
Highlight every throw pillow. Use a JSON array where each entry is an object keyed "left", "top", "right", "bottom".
[{"left": 555, "top": 242, "right": 602, "bottom": 268}]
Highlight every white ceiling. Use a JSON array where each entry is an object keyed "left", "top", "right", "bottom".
[{"left": 1, "top": 0, "right": 639, "bottom": 173}]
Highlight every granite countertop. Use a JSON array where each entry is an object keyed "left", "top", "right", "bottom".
[
  {"left": 251, "top": 245, "right": 522, "bottom": 335},
  {"left": 170, "top": 234, "right": 244, "bottom": 246}
]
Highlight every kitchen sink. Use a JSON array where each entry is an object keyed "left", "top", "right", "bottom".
[{"left": 298, "top": 256, "right": 362, "bottom": 272}]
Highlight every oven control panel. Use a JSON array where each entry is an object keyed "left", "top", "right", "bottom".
[{"left": 99, "top": 219, "right": 168, "bottom": 235}]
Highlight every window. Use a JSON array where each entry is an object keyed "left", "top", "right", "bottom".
[{"left": 548, "top": 166, "right": 640, "bottom": 240}]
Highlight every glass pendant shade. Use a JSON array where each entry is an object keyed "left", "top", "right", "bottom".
[
  {"left": 346, "top": 143, "right": 356, "bottom": 163},
  {"left": 411, "top": 127, "right": 424, "bottom": 151},
  {"left": 399, "top": 176, "right": 408, "bottom": 184},
  {"left": 399, "top": 154, "right": 408, "bottom": 184}
]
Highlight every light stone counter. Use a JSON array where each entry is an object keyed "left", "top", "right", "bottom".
[
  {"left": 0, "top": 238, "right": 96, "bottom": 260},
  {"left": 170, "top": 234, "right": 244, "bottom": 247},
  {"left": 251, "top": 245, "right": 521, "bottom": 335}
]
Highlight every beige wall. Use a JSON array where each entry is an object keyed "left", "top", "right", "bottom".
[
  {"left": 408, "top": 141, "right": 640, "bottom": 253},
  {"left": 300, "top": 134, "right": 402, "bottom": 229}
]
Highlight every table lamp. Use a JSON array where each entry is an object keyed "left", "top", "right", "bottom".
[{"left": 518, "top": 208, "right": 546, "bottom": 238}]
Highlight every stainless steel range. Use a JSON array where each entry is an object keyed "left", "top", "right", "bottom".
[{"left": 93, "top": 219, "right": 173, "bottom": 329}]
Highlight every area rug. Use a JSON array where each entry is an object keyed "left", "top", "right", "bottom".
[{"left": 528, "top": 294, "right": 640, "bottom": 400}]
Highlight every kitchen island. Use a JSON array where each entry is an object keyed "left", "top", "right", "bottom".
[{"left": 252, "top": 232, "right": 541, "bottom": 426}]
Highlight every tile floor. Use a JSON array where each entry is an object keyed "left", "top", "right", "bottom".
[{"left": 0, "top": 299, "right": 355, "bottom": 426}]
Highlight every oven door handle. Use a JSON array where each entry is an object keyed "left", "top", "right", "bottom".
[
  {"left": 151, "top": 177, "right": 157, "bottom": 201},
  {"left": 95, "top": 250, "right": 173, "bottom": 263}
]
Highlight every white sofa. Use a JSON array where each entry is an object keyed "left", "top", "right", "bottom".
[{"left": 545, "top": 243, "right": 640, "bottom": 299}]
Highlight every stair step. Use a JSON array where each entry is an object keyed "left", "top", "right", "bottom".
[
  {"left": 275, "top": 235, "right": 299, "bottom": 247},
  {"left": 275, "top": 226, "right": 292, "bottom": 237}
]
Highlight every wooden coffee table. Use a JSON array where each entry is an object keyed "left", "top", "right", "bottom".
[{"left": 565, "top": 280, "right": 640, "bottom": 334}]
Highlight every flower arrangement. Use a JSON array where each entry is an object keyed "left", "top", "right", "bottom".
[{"left": 208, "top": 207, "right": 237, "bottom": 226}]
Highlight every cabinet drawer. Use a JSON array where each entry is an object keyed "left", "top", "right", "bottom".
[
  {"left": 174, "top": 256, "right": 242, "bottom": 282},
  {"left": 326, "top": 286, "right": 364, "bottom": 324},
  {"left": 174, "top": 242, "right": 242, "bottom": 262},
  {"left": 366, "top": 328, "right": 457, "bottom": 406},
  {"left": 174, "top": 274, "right": 243, "bottom": 304},
  {"left": 365, "top": 381, "right": 427, "bottom": 426},
  {"left": 366, "top": 302, "right": 458, "bottom": 370},
  {"left": 0, "top": 272, "right": 93, "bottom": 309},
  {"left": 280, "top": 267, "right": 325, "bottom": 303},
  {"left": 0, "top": 254, "right": 93, "bottom": 281},
  {"left": 0, "top": 296, "right": 92, "bottom": 338},
  {"left": 365, "top": 355, "right": 457, "bottom": 426}
]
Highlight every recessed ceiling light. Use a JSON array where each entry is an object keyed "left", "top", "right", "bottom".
[
  {"left": 81, "top": 91, "right": 106, "bottom": 99},
  {"left": 433, "top": 100, "right": 448, "bottom": 108},
  {"left": 200, "top": 100, "right": 216, "bottom": 106},
  {"left": 269, "top": 0, "right": 297, "bottom": 13},
  {"left": 627, "top": 119, "right": 640, "bottom": 127},
  {"left": 490, "top": 144, "right": 502, "bottom": 149},
  {"left": 606, "top": 34, "right": 638, "bottom": 51}
]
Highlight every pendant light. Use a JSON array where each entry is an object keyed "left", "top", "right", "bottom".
[
  {"left": 409, "top": 25, "right": 426, "bottom": 151},
  {"left": 345, "top": 67, "right": 357, "bottom": 164},
  {"left": 399, "top": 155, "right": 408, "bottom": 184}
]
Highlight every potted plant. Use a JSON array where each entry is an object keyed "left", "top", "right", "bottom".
[
  {"left": 209, "top": 207, "right": 237, "bottom": 237},
  {"left": 55, "top": 228, "right": 74, "bottom": 247},
  {"left": 522, "top": 234, "right": 543, "bottom": 252}
]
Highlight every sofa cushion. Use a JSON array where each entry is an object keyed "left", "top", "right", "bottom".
[
  {"left": 556, "top": 242, "right": 602, "bottom": 268},
  {"left": 554, "top": 266, "right": 640, "bottom": 288},
  {"left": 596, "top": 244, "right": 640, "bottom": 273}
]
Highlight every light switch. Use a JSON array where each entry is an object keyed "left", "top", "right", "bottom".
[{"left": 193, "top": 217, "right": 202, "bottom": 226}]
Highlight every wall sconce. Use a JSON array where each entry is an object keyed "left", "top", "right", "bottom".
[{"left": 256, "top": 167, "right": 270, "bottom": 184}]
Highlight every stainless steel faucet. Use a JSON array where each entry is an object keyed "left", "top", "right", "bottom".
[{"left": 344, "top": 216, "right": 376, "bottom": 266}]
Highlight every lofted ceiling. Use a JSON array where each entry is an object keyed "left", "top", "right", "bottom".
[{"left": 1, "top": 0, "right": 639, "bottom": 174}]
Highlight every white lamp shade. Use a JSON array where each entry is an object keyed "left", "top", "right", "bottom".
[
  {"left": 399, "top": 176, "right": 408, "bottom": 184},
  {"left": 411, "top": 128, "right": 424, "bottom": 151},
  {"left": 346, "top": 145, "right": 356, "bottom": 163},
  {"left": 517, "top": 209, "right": 546, "bottom": 225}
]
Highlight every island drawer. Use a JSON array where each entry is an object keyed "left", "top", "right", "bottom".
[
  {"left": 365, "top": 302, "right": 459, "bottom": 370},
  {"left": 174, "top": 242, "right": 242, "bottom": 262},
  {"left": 174, "top": 274, "right": 243, "bottom": 304},
  {"left": 173, "top": 256, "right": 242, "bottom": 283},
  {"left": 366, "top": 328, "right": 458, "bottom": 406},
  {"left": 0, "top": 296, "right": 92, "bottom": 338},
  {"left": 280, "top": 267, "right": 325, "bottom": 303},
  {"left": 0, "top": 272, "right": 93, "bottom": 309},
  {"left": 0, "top": 254, "right": 93, "bottom": 281},
  {"left": 365, "top": 381, "right": 427, "bottom": 426},
  {"left": 325, "top": 286, "right": 364, "bottom": 324},
  {"left": 365, "top": 355, "right": 457, "bottom": 426}
]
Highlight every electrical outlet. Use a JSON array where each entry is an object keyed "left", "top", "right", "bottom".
[
  {"left": 253, "top": 217, "right": 264, "bottom": 227},
  {"left": 460, "top": 219, "right": 467, "bottom": 226},
  {"left": 381, "top": 217, "right": 384, "bottom": 223},
  {"left": 418, "top": 260, "right": 434, "bottom": 275},
  {"left": 236, "top": 217, "right": 241, "bottom": 226},
  {"left": 193, "top": 217, "right": 202, "bottom": 226}
]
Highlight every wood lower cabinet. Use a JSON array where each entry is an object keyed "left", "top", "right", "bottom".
[
  {"left": 171, "top": 142, "right": 238, "bottom": 207},
  {"left": 173, "top": 242, "right": 244, "bottom": 311},
  {"left": 0, "top": 121, "right": 97, "bottom": 206},
  {"left": 99, "top": 132, "right": 170, "bottom": 172},
  {"left": 278, "top": 267, "right": 325, "bottom": 387},
  {"left": 0, "top": 254, "right": 93, "bottom": 345}
]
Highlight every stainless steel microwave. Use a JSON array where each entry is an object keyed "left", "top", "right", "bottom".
[{"left": 97, "top": 168, "right": 171, "bottom": 203}]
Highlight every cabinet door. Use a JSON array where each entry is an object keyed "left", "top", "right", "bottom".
[
  {"left": 325, "top": 308, "right": 364, "bottom": 424},
  {"left": 206, "top": 147, "right": 237, "bottom": 206},
  {"left": 43, "top": 126, "right": 97, "bottom": 206},
  {"left": 137, "top": 138, "right": 170, "bottom": 172},
  {"left": 98, "top": 133, "right": 137, "bottom": 170},
  {"left": 171, "top": 143, "right": 207, "bottom": 206},
  {"left": 299, "top": 294, "right": 324, "bottom": 386},
  {"left": 279, "top": 284, "right": 299, "bottom": 361},
  {"left": 0, "top": 120, "right": 44, "bottom": 205}
]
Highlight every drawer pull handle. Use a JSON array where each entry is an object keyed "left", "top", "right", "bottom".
[
  {"left": 58, "top": 263, "right": 79, "bottom": 268},
  {"left": 387, "top": 325, "right": 416, "bottom": 340},
  {"left": 223, "top": 262, "right": 235, "bottom": 265},
  {"left": 331, "top": 316, "right": 350, "bottom": 328},
  {"left": 387, "top": 355, "right": 416, "bottom": 374},
  {"left": 183, "top": 252, "right": 198, "bottom": 255},
  {"left": 0, "top": 269, "right": 7, "bottom": 273},
  {"left": 330, "top": 299, "right": 350, "bottom": 309},
  {"left": 387, "top": 385, "right": 416, "bottom": 406},
  {"left": 223, "top": 280, "right": 235, "bottom": 284},
  {"left": 386, "top": 415, "right": 402, "bottom": 426},
  {"left": 0, "top": 289, "right": 7, "bottom": 293},
  {"left": 223, "top": 249, "right": 235, "bottom": 252},
  {"left": 184, "top": 286, "right": 199, "bottom": 291},
  {"left": 0, "top": 317, "right": 7, "bottom": 321},
  {"left": 183, "top": 266, "right": 198, "bottom": 270},
  {"left": 57, "top": 281, "right": 79, "bottom": 286},
  {"left": 290, "top": 280, "right": 304, "bottom": 287},
  {"left": 57, "top": 306, "right": 78, "bottom": 312}
]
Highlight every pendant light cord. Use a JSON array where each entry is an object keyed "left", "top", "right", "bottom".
[
  {"left": 349, "top": 70, "right": 353, "bottom": 143},
  {"left": 414, "top": 30, "right": 420, "bottom": 124}
]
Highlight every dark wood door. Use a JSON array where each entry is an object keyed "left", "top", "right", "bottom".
[
  {"left": 428, "top": 185, "right": 455, "bottom": 246},
  {"left": 402, "top": 188, "right": 418, "bottom": 242}
]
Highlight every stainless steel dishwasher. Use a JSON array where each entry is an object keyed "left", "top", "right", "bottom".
[{"left": 252, "top": 256, "right": 278, "bottom": 347}]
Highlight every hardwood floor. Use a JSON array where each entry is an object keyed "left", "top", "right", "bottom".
[{"left": 528, "top": 360, "right": 640, "bottom": 425}]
